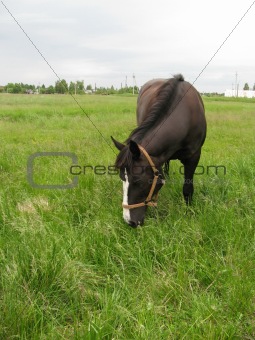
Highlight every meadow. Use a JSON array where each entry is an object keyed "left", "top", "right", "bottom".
[{"left": 0, "top": 93, "right": 254, "bottom": 339}]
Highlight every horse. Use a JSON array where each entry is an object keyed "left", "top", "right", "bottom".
[{"left": 112, "top": 74, "right": 206, "bottom": 227}]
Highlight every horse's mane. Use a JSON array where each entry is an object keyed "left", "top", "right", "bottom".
[
  {"left": 115, "top": 74, "right": 184, "bottom": 168},
  {"left": 127, "top": 74, "right": 184, "bottom": 143}
]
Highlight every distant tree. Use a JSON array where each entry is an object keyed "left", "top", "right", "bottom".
[
  {"left": 39, "top": 84, "right": 46, "bottom": 94},
  {"left": 86, "top": 84, "right": 92, "bottom": 91},
  {"left": 253, "top": 83, "right": 255, "bottom": 91},
  {"left": 96, "top": 87, "right": 108, "bottom": 95},
  {"left": 68, "top": 81, "right": 85, "bottom": 94},
  {"left": 55, "top": 81, "right": 61, "bottom": 93},
  {"left": 46, "top": 85, "right": 55, "bottom": 94},
  {"left": 13, "top": 83, "right": 22, "bottom": 93},
  {"left": 118, "top": 86, "right": 137, "bottom": 94},
  {"left": 55, "top": 79, "right": 68, "bottom": 94},
  {"left": 5, "top": 83, "right": 14, "bottom": 93},
  {"left": 243, "top": 83, "right": 249, "bottom": 90},
  {"left": 109, "top": 85, "right": 117, "bottom": 94},
  {"left": 77, "top": 81, "right": 84, "bottom": 92},
  {"left": 69, "top": 81, "right": 76, "bottom": 94}
]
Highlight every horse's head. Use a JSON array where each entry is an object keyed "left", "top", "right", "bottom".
[{"left": 112, "top": 137, "right": 165, "bottom": 227}]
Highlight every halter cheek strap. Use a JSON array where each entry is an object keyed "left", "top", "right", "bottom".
[{"left": 122, "top": 145, "right": 160, "bottom": 210}]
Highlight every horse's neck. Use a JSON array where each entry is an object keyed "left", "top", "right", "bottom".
[{"left": 140, "top": 135, "right": 169, "bottom": 167}]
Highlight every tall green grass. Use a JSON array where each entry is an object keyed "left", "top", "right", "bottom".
[{"left": 0, "top": 93, "right": 254, "bottom": 339}]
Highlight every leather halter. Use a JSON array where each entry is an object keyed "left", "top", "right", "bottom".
[{"left": 122, "top": 145, "right": 160, "bottom": 210}]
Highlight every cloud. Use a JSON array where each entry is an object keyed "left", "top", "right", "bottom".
[{"left": 1, "top": 0, "right": 255, "bottom": 91}]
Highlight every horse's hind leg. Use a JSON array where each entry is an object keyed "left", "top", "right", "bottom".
[{"left": 181, "top": 150, "right": 201, "bottom": 205}]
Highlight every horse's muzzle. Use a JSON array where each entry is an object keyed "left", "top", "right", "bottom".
[{"left": 128, "top": 219, "right": 144, "bottom": 228}]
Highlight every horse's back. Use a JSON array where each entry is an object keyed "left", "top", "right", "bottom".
[
  {"left": 136, "top": 76, "right": 206, "bottom": 158},
  {"left": 137, "top": 77, "right": 205, "bottom": 129}
]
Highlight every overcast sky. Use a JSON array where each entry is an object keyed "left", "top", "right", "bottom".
[{"left": 1, "top": 0, "right": 255, "bottom": 92}]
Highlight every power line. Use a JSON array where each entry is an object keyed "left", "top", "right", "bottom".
[
  {"left": 145, "top": 0, "right": 255, "bottom": 148},
  {"left": 1, "top": 0, "right": 116, "bottom": 155}
]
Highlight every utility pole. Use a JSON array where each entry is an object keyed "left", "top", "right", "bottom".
[
  {"left": 132, "top": 74, "right": 138, "bottom": 95},
  {"left": 235, "top": 72, "right": 238, "bottom": 97}
]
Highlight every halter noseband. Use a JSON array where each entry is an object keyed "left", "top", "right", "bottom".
[{"left": 122, "top": 145, "right": 160, "bottom": 210}]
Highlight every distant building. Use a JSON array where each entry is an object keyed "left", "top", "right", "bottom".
[
  {"left": 225, "top": 89, "right": 255, "bottom": 98},
  {"left": 84, "top": 90, "right": 93, "bottom": 94},
  {"left": 25, "top": 89, "right": 34, "bottom": 94}
]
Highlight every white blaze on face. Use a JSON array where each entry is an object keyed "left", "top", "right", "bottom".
[{"left": 122, "top": 168, "right": 131, "bottom": 224}]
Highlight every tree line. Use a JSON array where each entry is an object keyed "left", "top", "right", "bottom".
[
  {"left": 0, "top": 80, "right": 139, "bottom": 95},
  {"left": 243, "top": 83, "right": 255, "bottom": 91},
  {"left": 2, "top": 79, "right": 253, "bottom": 95}
]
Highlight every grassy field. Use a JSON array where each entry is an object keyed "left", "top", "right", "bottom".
[{"left": 0, "top": 93, "right": 255, "bottom": 339}]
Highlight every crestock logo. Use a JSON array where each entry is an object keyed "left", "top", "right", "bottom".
[
  {"left": 69, "top": 164, "right": 119, "bottom": 176},
  {"left": 27, "top": 152, "right": 78, "bottom": 189},
  {"left": 179, "top": 165, "right": 227, "bottom": 176},
  {"left": 27, "top": 152, "right": 226, "bottom": 189},
  {"left": 70, "top": 164, "right": 227, "bottom": 177}
]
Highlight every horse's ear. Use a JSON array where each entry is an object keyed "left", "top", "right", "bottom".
[
  {"left": 129, "top": 140, "right": 140, "bottom": 160},
  {"left": 111, "top": 136, "right": 125, "bottom": 151}
]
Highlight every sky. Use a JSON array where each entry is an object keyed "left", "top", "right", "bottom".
[{"left": 1, "top": 0, "right": 255, "bottom": 92}]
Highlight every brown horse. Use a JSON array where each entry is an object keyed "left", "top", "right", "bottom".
[{"left": 112, "top": 74, "right": 206, "bottom": 227}]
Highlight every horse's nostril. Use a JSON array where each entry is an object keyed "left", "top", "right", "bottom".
[
  {"left": 138, "top": 219, "right": 144, "bottom": 226},
  {"left": 128, "top": 220, "right": 144, "bottom": 227},
  {"left": 128, "top": 221, "right": 138, "bottom": 228}
]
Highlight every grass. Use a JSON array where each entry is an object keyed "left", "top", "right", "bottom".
[{"left": 0, "top": 93, "right": 255, "bottom": 339}]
